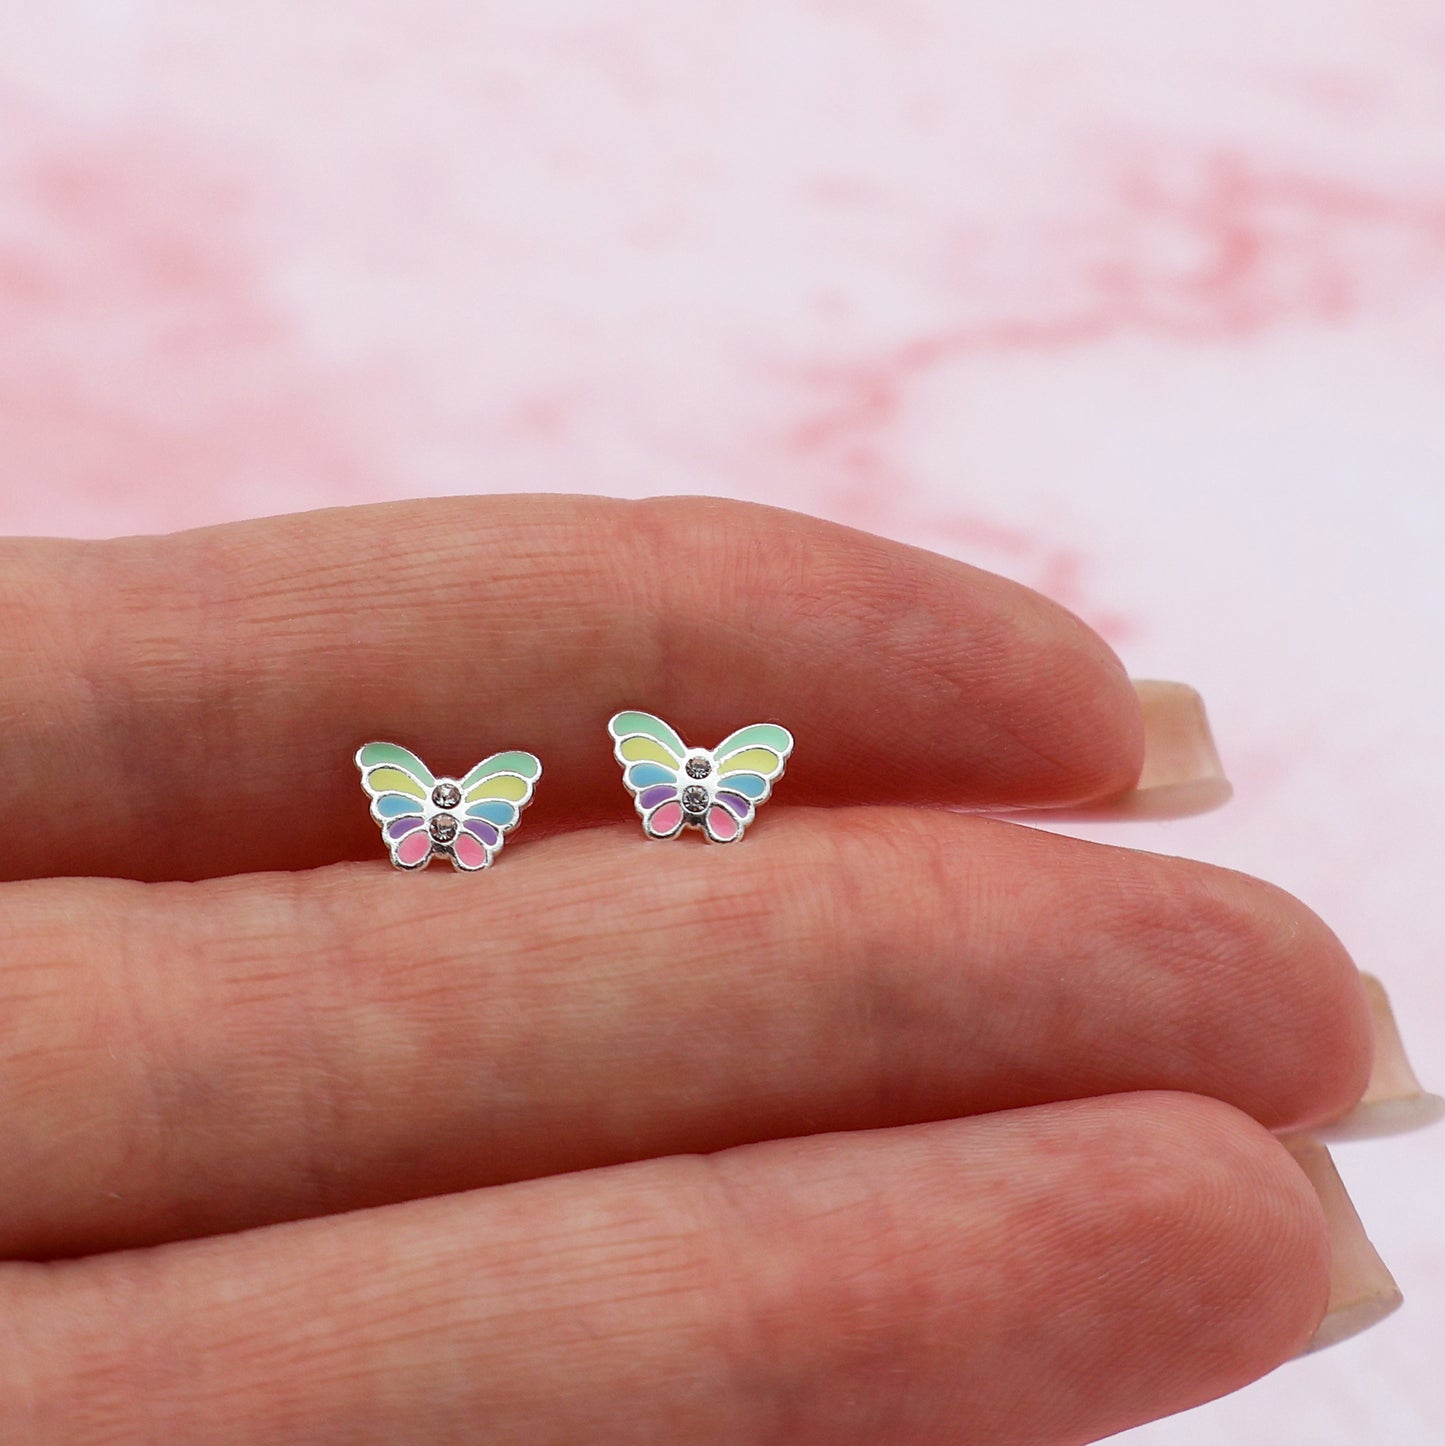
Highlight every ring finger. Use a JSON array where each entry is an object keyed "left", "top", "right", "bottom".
[{"left": 0, "top": 808, "right": 1371, "bottom": 1257}]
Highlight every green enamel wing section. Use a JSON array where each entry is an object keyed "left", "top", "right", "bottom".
[
  {"left": 608, "top": 711, "right": 686, "bottom": 760},
  {"left": 716, "top": 723, "right": 793, "bottom": 779},
  {"left": 461, "top": 751, "right": 542, "bottom": 811},
  {"left": 355, "top": 742, "right": 435, "bottom": 797},
  {"left": 461, "top": 751, "right": 542, "bottom": 788}
]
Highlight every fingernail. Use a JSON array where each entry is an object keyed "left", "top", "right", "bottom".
[
  {"left": 1313, "top": 974, "right": 1445, "bottom": 1142},
  {"left": 1132, "top": 679, "right": 1226, "bottom": 789},
  {"left": 1285, "top": 1135, "right": 1402, "bottom": 1352}
]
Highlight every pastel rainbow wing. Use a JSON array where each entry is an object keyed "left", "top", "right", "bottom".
[
  {"left": 708, "top": 722, "right": 793, "bottom": 842},
  {"left": 355, "top": 741, "right": 435, "bottom": 869},
  {"left": 454, "top": 750, "right": 542, "bottom": 869},
  {"left": 608, "top": 711, "right": 687, "bottom": 838}
]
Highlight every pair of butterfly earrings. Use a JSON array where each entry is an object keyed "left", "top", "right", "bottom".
[{"left": 355, "top": 711, "right": 794, "bottom": 871}]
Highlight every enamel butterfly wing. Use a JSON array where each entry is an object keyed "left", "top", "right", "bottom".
[
  {"left": 355, "top": 743, "right": 541, "bottom": 870},
  {"left": 608, "top": 711, "right": 792, "bottom": 843}
]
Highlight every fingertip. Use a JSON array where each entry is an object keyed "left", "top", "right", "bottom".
[
  {"left": 642, "top": 496, "right": 1147, "bottom": 807},
  {"left": 1037, "top": 1094, "right": 1334, "bottom": 1405},
  {"left": 1225, "top": 878, "right": 1377, "bottom": 1132}
]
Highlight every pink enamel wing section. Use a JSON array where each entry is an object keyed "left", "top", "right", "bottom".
[
  {"left": 647, "top": 801, "right": 685, "bottom": 836},
  {"left": 706, "top": 805, "right": 739, "bottom": 841},
  {"left": 394, "top": 831, "right": 432, "bottom": 867},
  {"left": 452, "top": 832, "right": 489, "bottom": 869}
]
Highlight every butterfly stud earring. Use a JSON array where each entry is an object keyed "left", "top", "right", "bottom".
[
  {"left": 356, "top": 742, "right": 541, "bottom": 870},
  {"left": 608, "top": 711, "right": 792, "bottom": 843}
]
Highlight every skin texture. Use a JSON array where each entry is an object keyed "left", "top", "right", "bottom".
[
  {"left": 0, "top": 496, "right": 1373, "bottom": 1443},
  {"left": 0, "top": 810, "right": 1369, "bottom": 1257},
  {"left": 0, "top": 496, "right": 1139, "bottom": 879},
  {"left": 4, "top": 1098, "right": 1326, "bottom": 1446}
]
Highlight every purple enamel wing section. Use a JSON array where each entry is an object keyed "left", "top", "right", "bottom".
[
  {"left": 716, "top": 791, "right": 751, "bottom": 819},
  {"left": 386, "top": 815, "right": 426, "bottom": 840},
  {"left": 637, "top": 783, "right": 679, "bottom": 810},
  {"left": 463, "top": 818, "right": 501, "bottom": 848}
]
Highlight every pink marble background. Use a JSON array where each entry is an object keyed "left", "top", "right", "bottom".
[{"left": 2, "top": 2, "right": 1442, "bottom": 1439}]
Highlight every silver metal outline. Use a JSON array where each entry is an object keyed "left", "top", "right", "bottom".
[
  {"left": 355, "top": 743, "right": 541, "bottom": 871},
  {"left": 606, "top": 712, "right": 793, "bottom": 844}
]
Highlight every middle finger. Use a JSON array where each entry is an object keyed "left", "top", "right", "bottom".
[{"left": 0, "top": 810, "right": 1371, "bottom": 1257}]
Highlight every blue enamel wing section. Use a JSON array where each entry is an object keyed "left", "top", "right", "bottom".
[
  {"left": 623, "top": 761, "right": 679, "bottom": 789},
  {"left": 720, "top": 772, "right": 769, "bottom": 800},
  {"left": 374, "top": 793, "right": 423, "bottom": 818},
  {"left": 465, "top": 798, "right": 521, "bottom": 826}
]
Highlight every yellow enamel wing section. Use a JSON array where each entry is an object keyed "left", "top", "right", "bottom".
[
  {"left": 715, "top": 724, "right": 793, "bottom": 782},
  {"left": 609, "top": 712, "right": 686, "bottom": 765},
  {"left": 617, "top": 735, "right": 682, "bottom": 769},
  {"left": 464, "top": 772, "right": 533, "bottom": 804},
  {"left": 461, "top": 750, "right": 542, "bottom": 806},
  {"left": 354, "top": 743, "right": 436, "bottom": 801},
  {"left": 359, "top": 765, "right": 427, "bottom": 799},
  {"left": 718, "top": 747, "right": 785, "bottom": 778}
]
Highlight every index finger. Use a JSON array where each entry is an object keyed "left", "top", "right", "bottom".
[{"left": 0, "top": 495, "right": 1143, "bottom": 880}]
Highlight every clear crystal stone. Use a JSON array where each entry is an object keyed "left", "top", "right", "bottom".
[
  {"left": 429, "top": 813, "right": 459, "bottom": 843},
  {"left": 432, "top": 781, "right": 462, "bottom": 809},
  {"left": 681, "top": 785, "right": 710, "bottom": 815},
  {"left": 685, "top": 756, "right": 712, "bottom": 779}
]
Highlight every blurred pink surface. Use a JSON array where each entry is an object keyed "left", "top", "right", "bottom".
[{"left": 2, "top": 3, "right": 1443, "bottom": 1439}]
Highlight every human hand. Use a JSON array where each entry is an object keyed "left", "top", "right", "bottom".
[{"left": 0, "top": 496, "right": 1385, "bottom": 1442}]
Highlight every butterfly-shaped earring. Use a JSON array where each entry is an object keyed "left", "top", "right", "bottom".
[
  {"left": 608, "top": 711, "right": 792, "bottom": 843},
  {"left": 355, "top": 742, "right": 541, "bottom": 870}
]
